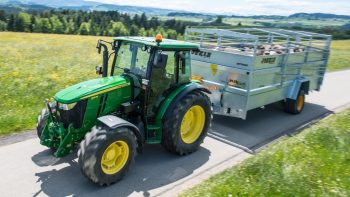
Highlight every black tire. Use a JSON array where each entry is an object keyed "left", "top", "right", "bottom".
[
  {"left": 284, "top": 90, "right": 305, "bottom": 114},
  {"left": 162, "top": 90, "right": 211, "bottom": 155},
  {"left": 36, "top": 108, "right": 58, "bottom": 152},
  {"left": 78, "top": 126, "right": 137, "bottom": 186},
  {"left": 36, "top": 108, "right": 49, "bottom": 138}
]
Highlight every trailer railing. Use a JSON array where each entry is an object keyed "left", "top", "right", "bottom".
[{"left": 185, "top": 27, "right": 331, "bottom": 57}]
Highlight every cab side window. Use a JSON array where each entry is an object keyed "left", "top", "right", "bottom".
[
  {"left": 177, "top": 51, "right": 191, "bottom": 83},
  {"left": 148, "top": 51, "right": 176, "bottom": 116}
]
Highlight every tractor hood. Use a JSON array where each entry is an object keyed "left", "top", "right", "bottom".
[{"left": 55, "top": 76, "right": 130, "bottom": 104}]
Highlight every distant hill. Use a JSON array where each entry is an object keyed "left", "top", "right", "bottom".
[
  {"left": 231, "top": 15, "right": 286, "bottom": 19},
  {"left": 168, "top": 12, "right": 350, "bottom": 21},
  {"left": 168, "top": 12, "right": 214, "bottom": 17},
  {"left": 78, "top": 4, "right": 175, "bottom": 15},
  {"left": 341, "top": 23, "right": 350, "bottom": 30},
  {"left": 0, "top": 0, "right": 99, "bottom": 7},
  {"left": 0, "top": 2, "right": 52, "bottom": 13},
  {"left": 0, "top": 0, "right": 177, "bottom": 15},
  {"left": 289, "top": 13, "right": 350, "bottom": 20}
]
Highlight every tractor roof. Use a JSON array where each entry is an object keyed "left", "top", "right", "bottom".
[{"left": 114, "top": 37, "right": 199, "bottom": 50}]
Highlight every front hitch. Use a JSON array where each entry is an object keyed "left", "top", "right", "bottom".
[{"left": 41, "top": 100, "right": 75, "bottom": 157}]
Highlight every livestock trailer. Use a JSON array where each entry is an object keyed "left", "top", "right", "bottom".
[{"left": 185, "top": 28, "right": 332, "bottom": 119}]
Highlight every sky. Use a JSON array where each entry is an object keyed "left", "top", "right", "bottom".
[{"left": 89, "top": 0, "right": 350, "bottom": 16}]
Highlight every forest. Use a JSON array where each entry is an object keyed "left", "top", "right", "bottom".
[
  {"left": 0, "top": 9, "right": 198, "bottom": 39},
  {"left": 1, "top": 9, "right": 350, "bottom": 39}
]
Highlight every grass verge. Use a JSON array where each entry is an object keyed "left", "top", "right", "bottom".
[
  {"left": 180, "top": 109, "right": 350, "bottom": 197},
  {"left": 328, "top": 40, "right": 350, "bottom": 71}
]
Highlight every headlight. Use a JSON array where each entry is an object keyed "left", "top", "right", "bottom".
[
  {"left": 49, "top": 101, "right": 57, "bottom": 109},
  {"left": 58, "top": 102, "right": 77, "bottom": 111}
]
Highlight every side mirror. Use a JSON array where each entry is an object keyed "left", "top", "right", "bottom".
[
  {"left": 96, "top": 66, "right": 103, "bottom": 75},
  {"left": 96, "top": 41, "right": 102, "bottom": 54},
  {"left": 153, "top": 53, "right": 168, "bottom": 69}
]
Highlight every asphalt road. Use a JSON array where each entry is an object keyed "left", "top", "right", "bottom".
[{"left": 0, "top": 70, "right": 349, "bottom": 197}]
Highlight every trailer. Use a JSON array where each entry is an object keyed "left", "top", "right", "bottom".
[{"left": 185, "top": 28, "right": 332, "bottom": 119}]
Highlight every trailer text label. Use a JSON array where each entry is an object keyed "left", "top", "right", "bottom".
[
  {"left": 192, "top": 50, "right": 212, "bottom": 58},
  {"left": 261, "top": 57, "right": 276, "bottom": 64}
]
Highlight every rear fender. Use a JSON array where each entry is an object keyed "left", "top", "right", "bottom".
[
  {"left": 156, "top": 82, "right": 211, "bottom": 124},
  {"left": 163, "top": 84, "right": 211, "bottom": 120},
  {"left": 287, "top": 79, "right": 310, "bottom": 100}
]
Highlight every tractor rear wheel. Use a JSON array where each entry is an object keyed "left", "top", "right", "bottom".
[
  {"left": 284, "top": 90, "right": 305, "bottom": 114},
  {"left": 36, "top": 108, "right": 49, "bottom": 138},
  {"left": 78, "top": 126, "right": 137, "bottom": 186},
  {"left": 162, "top": 91, "right": 211, "bottom": 155}
]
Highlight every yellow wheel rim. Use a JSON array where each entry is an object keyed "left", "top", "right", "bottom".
[
  {"left": 296, "top": 95, "right": 305, "bottom": 111},
  {"left": 180, "top": 105, "right": 206, "bottom": 144},
  {"left": 101, "top": 140, "right": 129, "bottom": 175}
]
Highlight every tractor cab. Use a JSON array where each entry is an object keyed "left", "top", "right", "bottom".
[{"left": 96, "top": 35, "right": 199, "bottom": 118}]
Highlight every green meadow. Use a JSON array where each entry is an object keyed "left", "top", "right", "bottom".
[{"left": 0, "top": 32, "right": 104, "bottom": 135}]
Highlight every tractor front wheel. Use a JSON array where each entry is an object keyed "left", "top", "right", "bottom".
[
  {"left": 162, "top": 91, "right": 211, "bottom": 155},
  {"left": 78, "top": 126, "right": 137, "bottom": 186},
  {"left": 36, "top": 108, "right": 49, "bottom": 138}
]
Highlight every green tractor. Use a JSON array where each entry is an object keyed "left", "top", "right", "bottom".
[{"left": 36, "top": 34, "right": 212, "bottom": 185}]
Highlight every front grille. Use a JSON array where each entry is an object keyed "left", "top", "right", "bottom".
[{"left": 58, "top": 100, "right": 87, "bottom": 129}]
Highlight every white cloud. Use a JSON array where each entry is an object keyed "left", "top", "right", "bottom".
[
  {"left": 87, "top": 0, "right": 350, "bottom": 15},
  {"left": 88, "top": 0, "right": 193, "bottom": 10}
]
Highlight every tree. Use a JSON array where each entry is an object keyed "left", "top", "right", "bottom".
[
  {"left": 7, "top": 14, "right": 15, "bottom": 31},
  {"left": 50, "top": 16, "right": 64, "bottom": 34},
  {"left": 166, "top": 29, "right": 178, "bottom": 39},
  {"left": 149, "top": 17, "right": 160, "bottom": 29},
  {"left": 146, "top": 28, "right": 155, "bottom": 37},
  {"left": 140, "top": 13, "right": 148, "bottom": 29},
  {"left": 133, "top": 14, "right": 141, "bottom": 25},
  {"left": 215, "top": 16, "right": 223, "bottom": 24},
  {"left": 64, "top": 19, "right": 75, "bottom": 34},
  {"left": 41, "top": 18, "right": 52, "bottom": 33},
  {"left": 0, "top": 10, "right": 6, "bottom": 21},
  {"left": 238, "top": 22, "right": 242, "bottom": 26},
  {"left": 138, "top": 27, "right": 147, "bottom": 36},
  {"left": 33, "top": 18, "right": 42, "bottom": 32},
  {"left": 0, "top": 21, "right": 6, "bottom": 31},
  {"left": 108, "top": 21, "right": 129, "bottom": 36},
  {"left": 15, "top": 12, "right": 31, "bottom": 32},
  {"left": 130, "top": 24, "right": 139, "bottom": 36},
  {"left": 78, "top": 22, "right": 90, "bottom": 35},
  {"left": 164, "top": 19, "right": 176, "bottom": 28},
  {"left": 30, "top": 15, "right": 36, "bottom": 32},
  {"left": 89, "top": 23, "right": 97, "bottom": 35}
]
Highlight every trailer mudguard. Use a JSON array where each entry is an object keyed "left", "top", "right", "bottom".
[
  {"left": 287, "top": 79, "right": 310, "bottom": 100},
  {"left": 97, "top": 115, "right": 144, "bottom": 150}
]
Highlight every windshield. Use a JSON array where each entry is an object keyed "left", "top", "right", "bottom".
[{"left": 115, "top": 42, "right": 151, "bottom": 78}]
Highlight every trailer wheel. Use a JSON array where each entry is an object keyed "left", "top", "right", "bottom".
[
  {"left": 78, "top": 126, "right": 137, "bottom": 186},
  {"left": 284, "top": 90, "right": 305, "bottom": 114},
  {"left": 36, "top": 108, "right": 49, "bottom": 138},
  {"left": 162, "top": 91, "right": 211, "bottom": 155}
]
